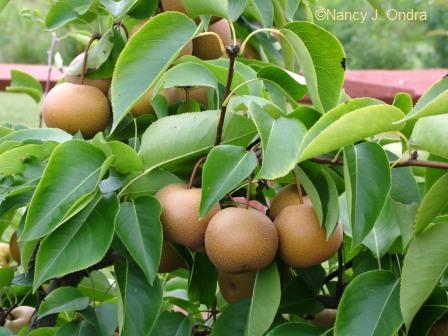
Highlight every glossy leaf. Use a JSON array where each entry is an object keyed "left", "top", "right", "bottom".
[
  {"left": 188, "top": 253, "right": 217, "bottom": 307},
  {"left": 335, "top": 270, "right": 402, "bottom": 336},
  {"left": 211, "top": 300, "right": 250, "bottom": 336},
  {"left": 0, "top": 129, "right": 72, "bottom": 143},
  {"left": 55, "top": 321, "right": 99, "bottom": 336},
  {"left": 400, "top": 222, "right": 448, "bottom": 328},
  {"left": 111, "top": 12, "right": 197, "bottom": 130},
  {"left": 411, "top": 115, "right": 448, "bottom": 159},
  {"left": 257, "top": 65, "right": 307, "bottom": 101},
  {"left": 158, "top": 62, "right": 219, "bottom": 92},
  {"left": 298, "top": 99, "right": 405, "bottom": 162},
  {"left": 266, "top": 322, "right": 322, "bottom": 336},
  {"left": 245, "top": 0, "right": 274, "bottom": 27},
  {"left": 33, "top": 193, "right": 118, "bottom": 290},
  {"left": 245, "top": 263, "right": 281, "bottom": 336},
  {"left": 123, "top": 169, "right": 183, "bottom": 199},
  {"left": 38, "top": 287, "right": 89, "bottom": 319},
  {"left": 115, "top": 262, "right": 163, "bottom": 336},
  {"left": 182, "top": 0, "right": 227, "bottom": 18},
  {"left": 116, "top": 197, "right": 162, "bottom": 285},
  {"left": 228, "top": 0, "right": 247, "bottom": 21},
  {"left": 139, "top": 111, "right": 256, "bottom": 170},
  {"left": 6, "top": 70, "right": 43, "bottom": 102},
  {"left": 150, "top": 312, "right": 191, "bottom": 336},
  {"left": 200, "top": 145, "right": 257, "bottom": 217},
  {"left": 22, "top": 141, "right": 106, "bottom": 241},
  {"left": 343, "top": 142, "right": 391, "bottom": 247},
  {"left": 279, "top": 276, "right": 323, "bottom": 315},
  {"left": 406, "top": 76, "right": 448, "bottom": 120},
  {"left": 100, "top": 0, "right": 139, "bottom": 17},
  {"left": 0, "top": 143, "right": 56, "bottom": 176},
  {"left": 45, "top": 0, "right": 94, "bottom": 30},
  {"left": 282, "top": 22, "right": 345, "bottom": 112},
  {"left": 249, "top": 103, "right": 306, "bottom": 179},
  {"left": 414, "top": 173, "right": 448, "bottom": 234}
]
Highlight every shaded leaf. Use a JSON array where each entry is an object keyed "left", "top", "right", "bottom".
[
  {"left": 38, "top": 287, "right": 89, "bottom": 319},
  {"left": 6, "top": 70, "right": 43, "bottom": 102},
  {"left": 265, "top": 322, "right": 322, "bottom": 336},
  {"left": 211, "top": 300, "right": 250, "bottom": 336},
  {"left": 150, "top": 312, "right": 191, "bottom": 336}
]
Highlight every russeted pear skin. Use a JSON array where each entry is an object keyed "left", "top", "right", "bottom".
[
  {"left": 42, "top": 83, "right": 110, "bottom": 138},
  {"left": 65, "top": 54, "right": 111, "bottom": 94},
  {"left": 275, "top": 204, "right": 343, "bottom": 268},
  {"left": 9, "top": 232, "right": 20, "bottom": 264},
  {"left": 218, "top": 271, "right": 256, "bottom": 303},
  {"left": 156, "top": 184, "right": 220, "bottom": 249},
  {"left": 269, "top": 184, "right": 311, "bottom": 220},
  {"left": 158, "top": 242, "right": 185, "bottom": 273},
  {"left": 205, "top": 207, "right": 278, "bottom": 273},
  {"left": 193, "top": 19, "right": 232, "bottom": 60}
]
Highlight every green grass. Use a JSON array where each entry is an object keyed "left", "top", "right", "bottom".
[{"left": 0, "top": 92, "right": 40, "bottom": 128}]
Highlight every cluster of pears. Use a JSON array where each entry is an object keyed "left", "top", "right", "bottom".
[{"left": 155, "top": 182, "right": 343, "bottom": 304}]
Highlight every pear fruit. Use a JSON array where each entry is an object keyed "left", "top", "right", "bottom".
[
  {"left": 193, "top": 19, "right": 232, "bottom": 60},
  {"left": 42, "top": 83, "right": 110, "bottom": 138},
  {"left": 269, "top": 184, "right": 311, "bottom": 220},
  {"left": 312, "top": 309, "right": 337, "bottom": 329},
  {"left": 237, "top": 39, "right": 261, "bottom": 60},
  {"left": 161, "top": 0, "right": 220, "bottom": 23},
  {"left": 274, "top": 204, "right": 343, "bottom": 268},
  {"left": 4, "top": 306, "right": 35, "bottom": 333},
  {"left": 218, "top": 271, "right": 256, "bottom": 303},
  {"left": 158, "top": 242, "right": 186, "bottom": 273},
  {"left": 0, "top": 242, "right": 11, "bottom": 267},
  {"left": 9, "top": 232, "right": 20, "bottom": 264},
  {"left": 173, "top": 86, "right": 210, "bottom": 108},
  {"left": 131, "top": 88, "right": 178, "bottom": 117},
  {"left": 430, "top": 313, "right": 448, "bottom": 336},
  {"left": 65, "top": 53, "right": 111, "bottom": 94},
  {"left": 156, "top": 184, "right": 220, "bottom": 249},
  {"left": 205, "top": 207, "right": 278, "bottom": 273}
]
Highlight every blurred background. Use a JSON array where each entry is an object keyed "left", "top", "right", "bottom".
[{"left": 0, "top": 0, "right": 447, "bottom": 127}]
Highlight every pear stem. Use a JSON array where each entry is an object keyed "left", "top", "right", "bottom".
[
  {"left": 188, "top": 156, "right": 206, "bottom": 189},
  {"left": 245, "top": 174, "right": 253, "bottom": 209},
  {"left": 293, "top": 171, "right": 304, "bottom": 204},
  {"left": 113, "top": 21, "right": 129, "bottom": 40},
  {"left": 80, "top": 33, "right": 102, "bottom": 85}
]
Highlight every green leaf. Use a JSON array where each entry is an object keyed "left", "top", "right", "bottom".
[
  {"left": 188, "top": 253, "right": 217, "bottom": 307},
  {"left": 111, "top": 12, "right": 197, "bottom": 130},
  {"left": 279, "top": 276, "right": 324, "bottom": 315},
  {"left": 334, "top": 270, "right": 402, "bottom": 336},
  {"left": 139, "top": 111, "right": 256, "bottom": 170},
  {"left": 38, "top": 287, "right": 89, "bottom": 319},
  {"left": 411, "top": 115, "right": 448, "bottom": 160},
  {"left": 282, "top": 22, "right": 345, "bottom": 113},
  {"left": 122, "top": 169, "right": 183, "bottom": 199},
  {"left": 244, "top": 263, "right": 281, "bottom": 336},
  {"left": 0, "top": 143, "right": 56, "bottom": 176},
  {"left": 96, "top": 303, "right": 118, "bottom": 336},
  {"left": 100, "top": 0, "right": 139, "bottom": 17},
  {"left": 116, "top": 197, "right": 162, "bottom": 285},
  {"left": 245, "top": 0, "right": 273, "bottom": 27},
  {"left": 150, "top": 312, "right": 191, "bottom": 336},
  {"left": 55, "top": 321, "right": 99, "bottom": 336},
  {"left": 0, "top": 129, "right": 72, "bottom": 143},
  {"left": 0, "top": 0, "right": 9, "bottom": 13},
  {"left": 343, "top": 142, "right": 391, "bottom": 247},
  {"left": 400, "top": 222, "right": 448, "bottom": 328},
  {"left": 22, "top": 140, "right": 106, "bottom": 241},
  {"left": 33, "top": 193, "right": 118, "bottom": 290},
  {"left": 249, "top": 103, "right": 306, "bottom": 179},
  {"left": 6, "top": 70, "right": 43, "bottom": 102},
  {"left": 228, "top": 0, "right": 247, "bottom": 21},
  {"left": 414, "top": 173, "right": 448, "bottom": 234},
  {"left": 298, "top": 99, "right": 405, "bottom": 162},
  {"left": 265, "top": 322, "right": 322, "bottom": 336},
  {"left": 158, "top": 62, "right": 219, "bottom": 92},
  {"left": 200, "top": 145, "right": 257, "bottom": 217},
  {"left": 0, "top": 268, "right": 14, "bottom": 288},
  {"left": 92, "top": 134, "right": 143, "bottom": 174},
  {"left": 115, "top": 262, "right": 163, "bottom": 336},
  {"left": 182, "top": 0, "right": 228, "bottom": 18},
  {"left": 45, "top": 0, "right": 94, "bottom": 30},
  {"left": 211, "top": 300, "right": 250, "bottom": 336},
  {"left": 406, "top": 76, "right": 448, "bottom": 120}
]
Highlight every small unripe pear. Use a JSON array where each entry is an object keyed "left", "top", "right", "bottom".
[
  {"left": 0, "top": 242, "right": 11, "bottom": 267},
  {"left": 193, "top": 19, "right": 232, "bottom": 60},
  {"left": 42, "top": 83, "right": 110, "bottom": 138}
]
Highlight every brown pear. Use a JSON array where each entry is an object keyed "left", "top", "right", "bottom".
[
  {"left": 42, "top": 83, "right": 110, "bottom": 138},
  {"left": 275, "top": 204, "right": 343, "bottom": 268},
  {"left": 131, "top": 88, "right": 178, "bottom": 117},
  {"left": 193, "top": 19, "right": 232, "bottom": 60},
  {"left": 161, "top": 0, "right": 220, "bottom": 23},
  {"left": 219, "top": 271, "right": 256, "bottom": 303},
  {"left": 312, "top": 309, "right": 337, "bottom": 329},
  {"left": 0, "top": 242, "right": 11, "bottom": 267},
  {"left": 65, "top": 53, "right": 111, "bottom": 94},
  {"left": 156, "top": 184, "right": 220, "bottom": 249},
  {"left": 237, "top": 39, "right": 261, "bottom": 60},
  {"left": 173, "top": 86, "right": 210, "bottom": 108},
  {"left": 205, "top": 207, "right": 278, "bottom": 273},
  {"left": 5, "top": 306, "right": 35, "bottom": 333},
  {"left": 269, "top": 184, "right": 311, "bottom": 220},
  {"left": 158, "top": 242, "right": 186, "bottom": 273},
  {"left": 9, "top": 232, "right": 20, "bottom": 264}
]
